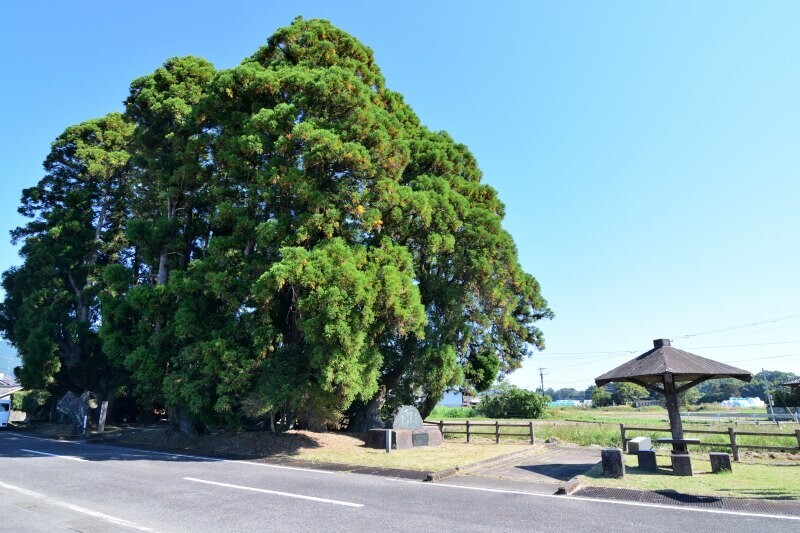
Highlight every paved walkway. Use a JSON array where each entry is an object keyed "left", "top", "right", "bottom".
[{"left": 442, "top": 444, "right": 600, "bottom": 494}]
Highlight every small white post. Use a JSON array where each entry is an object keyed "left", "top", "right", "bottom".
[
  {"left": 98, "top": 401, "right": 109, "bottom": 433},
  {"left": 83, "top": 415, "right": 88, "bottom": 434},
  {"left": 385, "top": 429, "right": 392, "bottom": 453}
]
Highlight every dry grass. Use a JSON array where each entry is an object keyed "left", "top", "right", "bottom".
[
  {"left": 15, "top": 422, "right": 533, "bottom": 472},
  {"left": 292, "top": 434, "right": 533, "bottom": 471}
]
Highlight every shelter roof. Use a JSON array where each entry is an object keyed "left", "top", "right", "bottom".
[
  {"left": 595, "top": 339, "right": 752, "bottom": 386},
  {"left": 780, "top": 377, "right": 800, "bottom": 387}
]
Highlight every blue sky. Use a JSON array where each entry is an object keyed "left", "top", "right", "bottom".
[{"left": 1, "top": 1, "right": 798, "bottom": 391}]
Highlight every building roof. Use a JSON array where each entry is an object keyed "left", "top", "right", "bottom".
[
  {"left": 780, "top": 377, "right": 800, "bottom": 387},
  {"left": 0, "top": 377, "right": 22, "bottom": 399},
  {"left": 595, "top": 339, "right": 752, "bottom": 386}
]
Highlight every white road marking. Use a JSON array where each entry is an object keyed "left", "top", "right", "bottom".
[
  {"left": 410, "top": 480, "right": 800, "bottom": 521},
  {"left": 15, "top": 433, "right": 790, "bottom": 521},
  {"left": 109, "top": 446, "right": 337, "bottom": 474},
  {"left": 20, "top": 449, "right": 87, "bottom": 462},
  {"left": 227, "top": 459, "right": 338, "bottom": 474},
  {"left": 0, "top": 479, "right": 155, "bottom": 531},
  {"left": 183, "top": 477, "right": 364, "bottom": 508},
  {"left": 114, "top": 449, "right": 223, "bottom": 462},
  {"left": 11, "top": 434, "right": 82, "bottom": 444}
]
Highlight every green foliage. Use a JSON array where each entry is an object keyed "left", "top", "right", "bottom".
[
  {"left": 428, "top": 405, "right": 481, "bottom": 419},
  {"left": 478, "top": 386, "right": 549, "bottom": 419},
  {"left": 612, "top": 382, "right": 648, "bottom": 405},
  {"left": 678, "top": 387, "right": 702, "bottom": 407},
  {"left": 0, "top": 113, "right": 134, "bottom": 394},
  {"left": 2, "top": 18, "right": 551, "bottom": 433},
  {"left": 12, "top": 389, "right": 52, "bottom": 417},
  {"left": 592, "top": 387, "right": 613, "bottom": 407}
]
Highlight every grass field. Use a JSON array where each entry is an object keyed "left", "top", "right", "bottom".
[
  {"left": 581, "top": 450, "right": 800, "bottom": 500},
  {"left": 428, "top": 406, "right": 800, "bottom": 451}
]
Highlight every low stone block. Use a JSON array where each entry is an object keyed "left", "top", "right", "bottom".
[
  {"left": 364, "top": 429, "right": 396, "bottom": 450},
  {"left": 628, "top": 436, "right": 652, "bottom": 454},
  {"left": 413, "top": 426, "right": 443, "bottom": 447},
  {"left": 671, "top": 453, "right": 693, "bottom": 476},
  {"left": 709, "top": 452, "right": 732, "bottom": 473},
  {"left": 637, "top": 449, "right": 658, "bottom": 471},
  {"left": 364, "top": 427, "right": 443, "bottom": 450},
  {"left": 601, "top": 447, "right": 625, "bottom": 478}
]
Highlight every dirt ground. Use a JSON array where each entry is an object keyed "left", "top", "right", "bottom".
[{"left": 14, "top": 421, "right": 363, "bottom": 460}]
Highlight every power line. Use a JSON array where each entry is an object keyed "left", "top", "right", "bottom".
[
  {"left": 535, "top": 337, "right": 800, "bottom": 358},
  {"left": 671, "top": 313, "right": 800, "bottom": 341},
  {"left": 686, "top": 340, "right": 800, "bottom": 349},
  {"left": 725, "top": 352, "right": 800, "bottom": 364}
]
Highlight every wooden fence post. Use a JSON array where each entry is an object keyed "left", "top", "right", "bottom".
[
  {"left": 439, "top": 420, "right": 444, "bottom": 436},
  {"left": 495, "top": 420, "right": 500, "bottom": 444},
  {"left": 529, "top": 421, "right": 535, "bottom": 445},
  {"left": 728, "top": 427, "right": 739, "bottom": 462},
  {"left": 620, "top": 423, "right": 627, "bottom": 452},
  {"left": 795, "top": 429, "right": 800, "bottom": 452},
  {"left": 466, "top": 420, "right": 470, "bottom": 443}
]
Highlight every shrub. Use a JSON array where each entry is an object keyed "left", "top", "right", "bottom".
[
  {"left": 13, "top": 389, "right": 52, "bottom": 418},
  {"left": 591, "top": 387, "right": 613, "bottom": 407},
  {"left": 478, "top": 387, "right": 549, "bottom": 419},
  {"left": 429, "top": 405, "right": 480, "bottom": 419}
]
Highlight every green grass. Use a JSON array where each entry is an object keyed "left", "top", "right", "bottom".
[
  {"left": 427, "top": 407, "right": 800, "bottom": 450},
  {"left": 582, "top": 450, "right": 800, "bottom": 500},
  {"left": 428, "top": 406, "right": 483, "bottom": 419}
]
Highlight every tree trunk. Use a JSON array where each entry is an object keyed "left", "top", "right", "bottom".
[
  {"left": 418, "top": 393, "right": 439, "bottom": 420},
  {"left": 348, "top": 386, "right": 386, "bottom": 433},
  {"left": 157, "top": 248, "right": 169, "bottom": 286},
  {"left": 168, "top": 404, "right": 202, "bottom": 437}
]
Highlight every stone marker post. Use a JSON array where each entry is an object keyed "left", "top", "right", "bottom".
[
  {"left": 637, "top": 450, "right": 657, "bottom": 471},
  {"left": 709, "top": 452, "right": 732, "bottom": 473},
  {"left": 601, "top": 448, "right": 625, "bottom": 478}
]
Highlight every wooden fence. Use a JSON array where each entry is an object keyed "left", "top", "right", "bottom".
[
  {"left": 425, "top": 420, "right": 535, "bottom": 445},
  {"left": 620, "top": 423, "right": 800, "bottom": 461}
]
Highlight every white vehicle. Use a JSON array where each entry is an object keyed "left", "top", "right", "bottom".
[{"left": 0, "top": 398, "right": 10, "bottom": 428}]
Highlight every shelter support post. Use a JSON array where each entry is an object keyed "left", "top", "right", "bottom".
[{"left": 663, "top": 373, "right": 686, "bottom": 453}]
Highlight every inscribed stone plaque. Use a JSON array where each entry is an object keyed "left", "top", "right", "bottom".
[
  {"left": 412, "top": 432, "right": 429, "bottom": 446},
  {"left": 389, "top": 405, "right": 423, "bottom": 430}
]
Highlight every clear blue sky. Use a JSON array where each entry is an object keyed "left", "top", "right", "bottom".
[{"left": 1, "top": 1, "right": 799, "bottom": 391}]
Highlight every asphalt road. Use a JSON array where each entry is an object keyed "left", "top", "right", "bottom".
[{"left": 0, "top": 432, "right": 795, "bottom": 532}]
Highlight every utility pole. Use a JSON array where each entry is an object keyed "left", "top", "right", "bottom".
[
  {"left": 762, "top": 369, "right": 779, "bottom": 427},
  {"left": 538, "top": 368, "right": 547, "bottom": 394}
]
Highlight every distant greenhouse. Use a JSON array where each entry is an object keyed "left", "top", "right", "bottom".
[
  {"left": 720, "top": 397, "right": 765, "bottom": 408},
  {"left": 548, "top": 400, "right": 584, "bottom": 407}
]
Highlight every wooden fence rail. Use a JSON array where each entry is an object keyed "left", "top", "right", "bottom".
[
  {"left": 425, "top": 420, "right": 535, "bottom": 445},
  {"left": 620, "top": 423, "right": 800, "bottom": 462}
]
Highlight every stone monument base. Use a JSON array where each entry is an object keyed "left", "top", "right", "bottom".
[{"left": 364, "top": 427, "right": 443, "bottom": 450}]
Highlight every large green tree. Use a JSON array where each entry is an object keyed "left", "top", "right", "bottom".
[
  {"left": 3, "top": 18, "right": 551, "bottom": 434},
  {"left": 0, "top": 113, "right": 134, "bottom": 399}
]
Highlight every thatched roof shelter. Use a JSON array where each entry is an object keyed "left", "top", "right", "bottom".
[
  {"left": 596, "top": 339, "right": 752, "bottom": 389},
  {"left": 595, "top": 339, "right": 752, "bottom": 455}
]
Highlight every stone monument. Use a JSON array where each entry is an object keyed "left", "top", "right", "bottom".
[{"left": 364, "top": 405, "right": 443, "bottom": 450}]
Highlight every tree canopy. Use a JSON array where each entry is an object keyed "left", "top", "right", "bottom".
[{"left": 1, "top": 18, "right": 551, "bottom": 433}]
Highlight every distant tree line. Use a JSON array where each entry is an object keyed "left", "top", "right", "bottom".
[
  {"left": 580, "top": 370, "right": 798, "bottom": 408},
  {"left": 0, "top": 18, "right": 551, "bottom": 435}
]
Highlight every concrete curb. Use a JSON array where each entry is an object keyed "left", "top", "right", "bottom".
[
  {"left": 556, "top": 475, "right": 583, "bottom": 495},
  {"left": 426, "top": 445, "right": 539, "bottom": 482}
]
